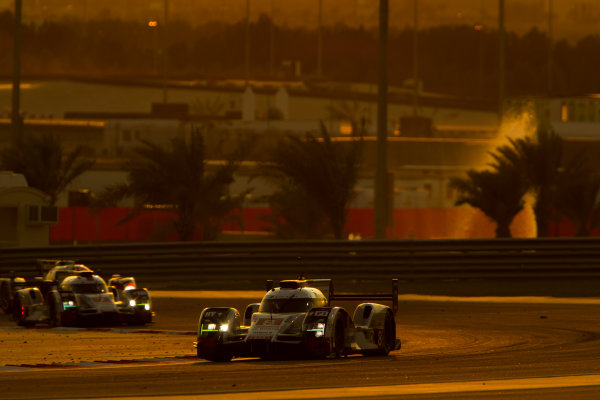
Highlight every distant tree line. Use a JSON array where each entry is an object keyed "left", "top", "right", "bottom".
[
  {"left": 451, "top": 126, "right": 600, "bottom": 238},
  {"left": 3, "top": 123, "right": 599, "bottom": 239},
  {"left": 1, "top": 11, "right": 599, "bottom": 99}
]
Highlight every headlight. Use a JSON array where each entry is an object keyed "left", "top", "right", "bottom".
[
  {"left": 144, "top": 304, "right": 150, "bottom": 311},
  {"left": 207, "top": 323, "right": 216, "bottom": 331},
  {"left": 129, "top": 299, "right": 136, "bottom": 307},
  {"left": 306, "top": 321, "right": 326, "bottom": 337},
  {"left": 219, "top": 324, "right": 229, "bottom": 332},
  {"left": 62, "top": 300, "right": 75, "bottom": 308}
]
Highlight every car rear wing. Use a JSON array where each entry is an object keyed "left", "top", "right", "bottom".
[
  {"left": 330, "top": 278, "right": 399, "bottom": 315},
  {"left": 265, "top": 278, "right": 399, "bottom": 315},
  {"left": 37, "top": 259, "right": 76, "bottom": 276}
]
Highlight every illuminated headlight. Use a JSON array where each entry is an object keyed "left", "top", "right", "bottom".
[
  {"left": 307, "top": 321, "right": 326, "bottom": 337},
  {"left": 62, "top": 300, "right": 75, "bottom": 308},
  {"left": 207, "top": 323, "right": 216, "bottom": 331},
  {"left": 219, "top": 324, "right": 229, "bottom": 332},
  {"left": 129, "top": 299, "right": 136, "bottom": 307},
  {"left": 144, "top": 304, "right": 150, "bottom": 311},
  {"left": 314, "top": 323, "right": 325, "bottom": 337}
]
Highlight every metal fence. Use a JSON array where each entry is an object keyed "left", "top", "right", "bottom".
[{"left": 2, "top": 238, "right": 599, "bottom": 287}]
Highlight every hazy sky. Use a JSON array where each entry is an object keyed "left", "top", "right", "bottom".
[{"left": 1, "top": 0, "right": 598, "bottom": 41}]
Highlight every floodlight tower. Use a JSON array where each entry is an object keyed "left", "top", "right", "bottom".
[
  {"left": 11, "top": 0, "right": 22, "bottom": 138},
  {"left": 374, "top": 0, "right": 389, "bottom": 239}
]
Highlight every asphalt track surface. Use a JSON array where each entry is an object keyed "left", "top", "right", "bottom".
[{"left": 2, "top": 289, "right": 600, "bottom": 400}]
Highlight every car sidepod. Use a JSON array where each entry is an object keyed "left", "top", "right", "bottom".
[
  {"left": 13, "top": 288, "right": 47, "bottom": 326},
  {"left": 196, "top": 307, "right": 243, "bottom": 362},
  {"left": 352, "top": 303, "right": 399, "bottom": 356}
]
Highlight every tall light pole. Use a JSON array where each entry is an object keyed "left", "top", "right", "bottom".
[
  {"left": 374, "top": 0, "right": 389, "bottom": 239},
  {"left": 245, "top": 0, "right": 251, "bottom": 86},
  {"left": 412, "top": 0, "right": 419, "bottom": 117},
  {"left": 547, "top": 0, "right": 553, "bottom": 96},
  {"left": 162, "top": 0, "right": 169, "bottom": 103},
  {"left": 498, "top": 0, "right": 505, "bottom": 124},
  {"left": 476, "top": 0, "right": 484, "bottom": 99},
  {"left": 269, "top": 0, "right": 275, "bottom": 77},
  {"left": 317, "top": 0, "right": 323, "bottom": 77},
  {"left": 11, "top": 0, "right": 22, "bottom": 138}
]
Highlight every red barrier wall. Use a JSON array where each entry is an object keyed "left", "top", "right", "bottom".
[{"left": 49, "top": 206, "right": 594, "bottom": 243}]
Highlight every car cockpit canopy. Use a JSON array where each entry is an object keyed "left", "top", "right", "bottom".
[{"left": 59, "top": 272, "right": 108, "bottom": 294}]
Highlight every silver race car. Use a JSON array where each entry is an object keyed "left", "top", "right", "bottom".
[
  {"left": 13, "top": 270, "right": 152, "bottom": 326},
  {"left": 195, "top": 278, "right": 400, "bottom": 361}
]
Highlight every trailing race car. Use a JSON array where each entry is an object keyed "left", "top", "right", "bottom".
[
  {"left": 107, "top": 274, "right": 153, "bottom": 324},
  {"left": 12, "top": 270, "right": 153, "bottom": 327},
  {"left": 195, "top": 278, "right": 400, "bottom": 362},
  {"left": 0, "top": 259, "right": 79, "bottom": 314}
]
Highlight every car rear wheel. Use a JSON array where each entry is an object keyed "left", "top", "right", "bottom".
[
  {"left": 374, "top": 310, "right": 395, "bottom": 356},
  {"left": 0, "top": 282, "right": 11, "bottom": 313},
  {"left": 49, "top": 300, "right": 62, "bottom": 327},
  {"left": 331, "top": 316, "right": 345, "bottom": 358},
  {"left": 196, "top": 335, "right": 232, "bottom": 362}
]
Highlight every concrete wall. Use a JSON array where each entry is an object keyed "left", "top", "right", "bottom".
[{"left": 0, "top": 185, "right": 53, "bottom": 247}]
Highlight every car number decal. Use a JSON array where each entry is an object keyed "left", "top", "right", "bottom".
[
  {"left": 254, "top": 318, "right": 284, "bottom": 326},
  {"left": 310, "top": 310, "right": 329, "bottom": 317}
]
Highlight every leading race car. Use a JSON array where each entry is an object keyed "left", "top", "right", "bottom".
[
  {"left": 195, "top": 278, "right": 401, "bottom": 362},
  {"left": 12, "top": 269, "right": 153, "bottom": 327}
]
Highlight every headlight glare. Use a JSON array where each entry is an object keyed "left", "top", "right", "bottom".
[{"left": 306, "top": 320, "right": 326, "bottom": 337}]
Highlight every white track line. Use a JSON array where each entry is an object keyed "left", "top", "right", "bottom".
[{"left": 56, "top": 374, "right": 600, "bottom": 400}]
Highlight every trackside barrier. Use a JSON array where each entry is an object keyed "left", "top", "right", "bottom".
[{"left": 1, "top": 238, "right": 600, "bottom": 287}]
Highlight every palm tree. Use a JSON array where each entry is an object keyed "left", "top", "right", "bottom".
[
  {"left": 493, "top": 126, "right": 563, "bottom": 237},
  {"left": 556, "top": 158, "right": 600, "bottom": 236},
  {"left": 450, "top": 159, "right": 527, "bottom": 238},
  {"left": 260, "top": 181, "right": 330, "bottom": 239},
  {"left": 326, "top": 100, "right": 369, "bottom": 135},
  {"left": 0, "top": 132, "right": 95, "bottom": 205},
  {"left": 96, "top": 130, "right": 248, "bottom": 241},
  {"left": 261, "top": 123, "right": 362, "bottom": 239}
]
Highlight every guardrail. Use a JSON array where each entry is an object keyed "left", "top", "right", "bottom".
[{"left": 1, "top": 238, "right": 600, "bottom": 288}]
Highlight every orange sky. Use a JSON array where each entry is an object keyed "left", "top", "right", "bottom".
[{"left": 2, "top": 0, "right": 598, "bottom": 41}]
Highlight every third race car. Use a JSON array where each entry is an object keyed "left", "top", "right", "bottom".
[{"left": 11, "top": 261, "right": 153, "bottom": 326}]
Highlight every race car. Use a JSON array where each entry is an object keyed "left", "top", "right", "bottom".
[
  {"left": 195, "top": 278, "right": 400, "bottom": 362},
  {"left": 107, "top": 274, "right": 153, "bottom": 324},
  {"left": 0, "top": 259, "right": 80, "bottom": 314},
  {"left": 12, "top": 270, "right": 153, "bottom": 327}
]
